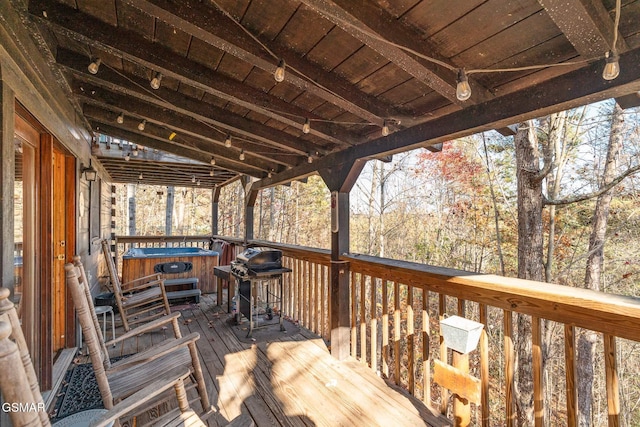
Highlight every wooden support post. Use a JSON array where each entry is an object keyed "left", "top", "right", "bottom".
[
  {"left": 244, "top": 179, "right": 258, "bottom": 243},
  {"left": 212, "top": 186, "right": 220, "bottom": 236},
  {"left": 0, "top": 76, "right": 15, "bottom": 299},
  {"left": 452, "top": 350, "right": 471, "bottom": 426},
  {"left": 330, "top": 260, "right": 350, "bottom": 360},
  {"left": 319, "top": 159, "right": 365, "bottom": 360}
]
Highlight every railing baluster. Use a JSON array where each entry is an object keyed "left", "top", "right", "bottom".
[
  {"left": 564, "top": 324, "right": 577, "bottom": 427},
  {"left": 321, "top": 264, "right": 326, "bottom": 340},
  {"left": 532, "top": 316, "right": 543, "bottom": 427},
  {"left": 422, "top": 288, "right": 430, "bottom": 405},
  {"left": 504, "top": 310, "right": 515, "bottom": 426},
  {"left": 408, "top": 285, "right": 415, "bottom": 394},
  {"left": 439, "top": 294, "right": 448, "bottom": 416},
  {"left": 361, "top": 274, "right": 367, "bottom": 365},
  {"left": 604, "top": 334, "right": 620, "bottom": 427},
  {"left": 382, "top": 279, "right": 389, "bottom": 379},
  {"left": 480, "top": 304, "right": 489, "bottom": 427},
  {"left": 370, "top": 276, "right": 377, "bottom": 372},
  {"left": 351, "top": 270, "right": 357, "bottom": 358},
  {"left": 394, "top": 281, "right": 401, "bottom": 386}
]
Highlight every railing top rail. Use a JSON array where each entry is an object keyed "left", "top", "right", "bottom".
[
  {"left": 115, "top": 235, "right": 212, "bottom": 243},
  {"left": 345, "top": 253, "right": 640, "bottom": 342}
]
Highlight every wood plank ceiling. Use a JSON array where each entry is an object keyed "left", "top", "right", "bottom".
[{"left": 24, "top": 0, "right": 640, "bottom": 189}]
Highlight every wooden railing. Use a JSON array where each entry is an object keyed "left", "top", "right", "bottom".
[
  {"left": 110, "top": 236, "right": 640, "bottom": 426},
  {"left": 251, "top": 242, "right": 640, "bottom": 427}
]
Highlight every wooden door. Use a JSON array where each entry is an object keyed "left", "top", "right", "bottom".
[{"left": 52, "top": 149, "right": 66, "bottom": 351}]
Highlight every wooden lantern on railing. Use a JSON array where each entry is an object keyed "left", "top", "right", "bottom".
[{"left": 435, "top": 315, "right": 484, "bottom": 427}]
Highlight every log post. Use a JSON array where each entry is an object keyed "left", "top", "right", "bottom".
[{"left": 319, "top": 159, "right": 365, "bottom": 360}]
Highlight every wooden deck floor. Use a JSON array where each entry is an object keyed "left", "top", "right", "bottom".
[{"left": 105, "top": 294, "right": 449, "bottom": 427}]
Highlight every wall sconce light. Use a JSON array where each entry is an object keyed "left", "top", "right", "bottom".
[{"left": 81, "top": 162, "right": 98, "bottom": 182}]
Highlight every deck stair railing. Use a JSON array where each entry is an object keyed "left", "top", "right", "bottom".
[{"left": 109, "top": 236, "right": 640, "bottom": 426}]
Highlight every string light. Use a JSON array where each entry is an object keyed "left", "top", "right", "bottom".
[
  {"left": 191, "top": 175, "right": 196, "bottom": 183},
  {"left": 125, "top": 153, "right": 130, "bottom": 161},
  {"left": 137, "top": 120, "right": 146, "bottom": 131},
  {"left": 210, "top": 169, "right": 215, "bottom": 176},
  {"left": 381, "top": 120, "right": 389, "bottom": 137},
  {"left": 138, "top": 172, "right": 143, "bottom": 180},
  {"left": 239, "top": 150, "right": 245, "bottom": 161},
  {"left": 132, "top": 145, "right": 139, "bottom": 156},
  {"left": 307, "top": 153, "right": 313, "bottom": 163},
  {"left": 88, "top": 58, "right": 101, "bottom": 74},
  {"left": 456, "top": 69, "right": 472, "bottom": 101},
  {"left": 224, "top": 134, "right": 232, "bottom": 148},
  {"left": 274, "top": 59, "right": 285, "bottom": 83},
  {"left": 603, "top": 0, "right": 622, "bottom": 81},
  {"left": 302, "top": 118, "right": 311, "bottom": 134},
  {"left": 150, "top": 72, "right": 163, "bottom": 90},
  {"left": 210, "top": 157, "right": 216, "bottom": 166},
  {"left": 197, "top": 180, "right": 201, "bottom": 186},
  {"left": 602, "top": 51, "right": 620, "bottom": 80},
  {"left": 116, "top": 113, "right": 124, "bottom": 124}
]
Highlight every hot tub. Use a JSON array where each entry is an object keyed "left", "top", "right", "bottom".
[{"left": 122, "top": 247, "right": 219, "bottom": 294}]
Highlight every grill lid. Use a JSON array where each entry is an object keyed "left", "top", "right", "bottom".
[{"left": 235, "top": 247, "right": 282, "bottom": 271}]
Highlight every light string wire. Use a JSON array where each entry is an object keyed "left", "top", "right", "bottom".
[{"left": 89, "top": 59, "right": 299, "bottom": 161}]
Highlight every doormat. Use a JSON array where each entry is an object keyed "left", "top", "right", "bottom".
[{"left": 50, "top": 355, "right": 130, "bottom": 422}]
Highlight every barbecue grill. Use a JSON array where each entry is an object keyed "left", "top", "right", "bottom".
[{"left": 230, "top": 247, "right": 291, "bottom": 337}]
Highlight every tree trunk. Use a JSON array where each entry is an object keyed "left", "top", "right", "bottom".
[
  {"left": 165, "top": 186, "right": 174, "bottom": 236},
  {"left": 514, "top": 121, "right": 545, "bottom": 426},
  {"left": 127, "top": 183, "right": 136, "bottom": 236},
  {"left": 577, "top": 102, "right": 624, "bottom": 426}
]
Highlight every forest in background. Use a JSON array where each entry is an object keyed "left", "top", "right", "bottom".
[{"left": 114, "top": 99, "right": 640, "bottom": 425}]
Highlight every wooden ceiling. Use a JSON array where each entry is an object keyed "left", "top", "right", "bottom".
[{"left": 25, "top": 0, "right": 640, "bottom": 189}]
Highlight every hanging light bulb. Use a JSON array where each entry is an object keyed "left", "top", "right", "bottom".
[
  {"left": 191, "top": 175, "right": 196, "bottom": 183},
  {"left": 197, "top": 180, "right": 201, "bottom": 186},
  {"left": 239, "top": 150, "right": 245, "bottom": 161},
  {"left": 138, "top": 172, "right": 143, "bottom": 180},
  {"left": 456, "top": 69, "right": 472, "bottom": 101},
  {"left": 267, "top": 171, "right": 272, "bottom": 178},
  {"left": 125, "top": 153, "right": 130, "bottom": 161},
  {"left": 274, "top": 59, "right": 285, "bottom": 83},
  {"left": 307, "top": 153, "right": 313, "bottom": 163},
  {"left": 210, "top": 157, "right": 216, "bottom": 166},
  {"left": 224, "top": 134, "right": 232, "bottom": 148},
  {"left": 88, "top": 58, "right": 101, "bottom": 75},
  {"left": 150, "top": 72, "right": 163, "bottom": 90},
  {"left": 602, "top": 50, "right": 620, "bottom": 81},
  {"left": 116, "top": 112, "right": 124, "bottom": 124},
  {"left": 381, "top": 120, "right": 390, "bottom": 137},
  {"left": 302, "top": 118, "right": 311, "bottom": 134},
  {"left": 132, "top": 145, "right": 139, "bottom": 156},
  {"left": 210, "top": 169, "right": 215, "bottom": 176},
  {"left": 137, "top": 120, "right": 146, "bottom": 131}
]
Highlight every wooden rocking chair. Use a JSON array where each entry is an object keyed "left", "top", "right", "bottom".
[
  {"left": 0, "top": 288, "right": 205, "bottom": 427},
  {"left": 66, "top": 262, "right": 211, "bottom": 415},
  {"left": 100, "top": 239, "right": 171, "bottom": 331}
]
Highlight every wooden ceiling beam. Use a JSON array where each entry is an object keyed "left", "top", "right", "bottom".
[
  {"left": 83, "top": 103, "right": 290, "bottom": 171},
  {"left": 30, "top": 3, "right": 348, "bottom": 151},
  {"left": 89, "top": 120, "right": 268, "bottom": 176},
  {"left": 299, "top": 0, "right": 493, "bottom": 105},
  {"left": 76, "top": 88, "right": 297, "bottom": 168},
  {"left": 256, "top": 45, "right": 640, "bottom": 189},
  {"left": 120, "top": 0, "right": 393, "bottom": 125},
  {"left": 55, "top": 48, "right": 316, "bottom": 157},
  {"left": 537, "top": 0, "right": 629, "bottom": 57}
]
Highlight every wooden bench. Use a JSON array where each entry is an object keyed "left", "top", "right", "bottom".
[{"left": 164, "top": 277, "right": 201, "bottom": 303}]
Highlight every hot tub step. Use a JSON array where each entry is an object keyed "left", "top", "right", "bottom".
[{"left": 166, "top": 289, "right": 201, "bottom": 304}]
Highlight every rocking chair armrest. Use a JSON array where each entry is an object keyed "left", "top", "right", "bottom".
[
  {"left": 108, "top": 332, "right": 201, "bottom": 373},
  {"left": 89, "top": 367, "right": 192, "bottom": 427},
  {"left": 105, "top": 312, "right": 181, "bottom": 346}
]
